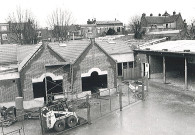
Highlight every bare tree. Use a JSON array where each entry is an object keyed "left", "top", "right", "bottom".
[
  {"left": 47, "top": 8, "right": 73, "bottom": 42},
  {"left": 7, "top": 7, "right": 38, "bottom": 44},
  {"left": 129, "top": 15, "right": 145, "bottom": 39}
]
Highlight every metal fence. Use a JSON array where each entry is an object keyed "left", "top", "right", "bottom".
[
  {"left": 0, "top": 75, "right": 148, "bottom": 135},
  {"left": 0, "top": 108, "right": 41, "bottom": 135},
  {"left": 39, "top": 76, "right": 149, "bottom": 134}
]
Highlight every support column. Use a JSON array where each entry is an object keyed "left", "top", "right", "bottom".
[
  {"left": 163, "top": 56, "right": 166, "bottom": 84},
  {"left": 185, "top": 57, "right": 188, "bottom": 90},
  {"left": 146, "top": 54, "right": 150, "bottom": 78}
]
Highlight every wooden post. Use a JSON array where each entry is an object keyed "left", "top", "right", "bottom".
[
  {"left": 128, "top": 85, "right": 130, "bottom": 104},
  {"left": 163, "top": 56, "right": 166, "bottom": 84},
  {"left": 39, "top": 107, "right": 44, "bottom": 135},
  {"left": 44, "top": 68, "right": 48, "bottom": 104},
  {"left": 185, "top": 57, "right": 188, "bottom": 90},
  {"left": 86, "top": 94, "right": 91, "bottom": 124},
  {"left": 146, "top": 73, "right": 149, "bottom": 92},
  {"left": 119, "top": 85, "right": 122, "bottom": 111},
  {"left": 142, "top": 77, "right": 145, "bottom": 101},
  {"left": 109, "top": 89, "right": 111, "bottom": 111},
  {"left": 146, "top": 54, "right": 150, "bottom": 79}
]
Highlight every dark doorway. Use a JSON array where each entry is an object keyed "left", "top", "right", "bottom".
[
  {"left": 33, "top": 77, "right": 63, "bottom": 101},
  {"left": 82, "top": 71, "right": 107, "bottom": 93}
]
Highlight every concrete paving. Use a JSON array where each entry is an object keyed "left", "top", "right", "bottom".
[{"left": 61, "top": 80, "right": 195, "bottom": 135}]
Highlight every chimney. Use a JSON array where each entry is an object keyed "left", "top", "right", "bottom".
[
  {"left": 150, "top": 13, "right": 153, "bottom": 16},
  {"left": 142, "top": 13, "right": 146, "bottom": 17},
  {"left": 173, "top": 11, "right": 176, "bottom": 15},
  {"left": 87, "top": 19, "right": 90, "bottom": 24},
  {"left": 158, "top": 13, "right": 161, "bottom": 16},
  {"left": 115, "top": 18, "right": 117, "bottom": 21}
]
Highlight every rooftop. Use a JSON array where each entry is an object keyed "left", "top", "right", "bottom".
[
  {"left": 140, "top": 40, "right": 195, "bottom": 53},
  {"left": 144, "top": 14, "right": 181, "bottom": 24}
]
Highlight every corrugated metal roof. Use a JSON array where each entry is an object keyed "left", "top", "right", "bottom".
[{"left": 141, "top": 40, "right": 195, "bottom": 53}]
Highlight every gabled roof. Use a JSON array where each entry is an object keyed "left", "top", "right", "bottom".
[
  {"left": 144, "top": 14, "right": 181, "bottom": 24},
  {"left": 48, "top": 40, "right": 91, "bottom": 63},
  {"left": 48, "top": 39, "right": 132, "bottom": 63},
  {"left": 96, "top": 40, "right": 133, "bottom": 55}
]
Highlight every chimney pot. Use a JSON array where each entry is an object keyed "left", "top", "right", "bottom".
[{"left": 150, "top": 13, "right": 153, "bottom": 16}]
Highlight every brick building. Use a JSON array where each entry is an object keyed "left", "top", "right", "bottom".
[
  {"left": 141, "top": 11, "right": 185, "bottom": 32},
  {"left": 81, "top": 19, "right": 124, "bottom": 38},
  {"left": 0, "top": 39, "right": 117, "bottom": 104}
]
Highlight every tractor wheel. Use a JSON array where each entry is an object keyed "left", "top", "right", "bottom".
[
  {"left": 67, "top": 115, "right": 77, "bottom": 128},
  {"left": 54, "top": 119, "right": 66, "bottom": 132}
]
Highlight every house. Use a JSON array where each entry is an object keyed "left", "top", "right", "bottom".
[
  {"left": 134, "top": 40, "right": 195, "bottom": 91},
  {"left": 37, "top": 28, "right": 52, "bottom": 42},
  {"left": 52, "top": 24, "right": 82, "bottom": 41},
  {"left": 9, "top": 21, "right": 37, "bottom": 44},
  {"left": 0, "top": 23, "right": 9, "bottom": 44},
  {"left": 67, "top": 24, "right": 82, "bottom": 40},
  {"left": 81, "top": 19, "right": 124, "bottom": 38},
  {"left": 0, "top": 39, "right": 119, "bottom": 107},
  {"left": 141, "top": 11, "right": 185, "bottom": 32}
]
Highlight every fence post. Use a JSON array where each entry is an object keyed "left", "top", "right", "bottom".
[
  {"left": 142, "top": 77, "right": 145, "bottom": 101},
  {"left": 109, "top": 89, "right": 111, "bottom": 111},
  {"left": 1, "top": 121, "right": 4, "bottom": 135},
  {"left": 146, "top": 74, "right": 149, "bottom": 92},
  {"left": 119, "top": 85, "right": 122, "bottom": 111},
  {"left": 39, "top": 107, "right": 44, "bottom": 135},
  {"left": 128, "top": 85, "right": 130, "bottom": 104},
  {"left": 86, "top": 94, "right": 91, "bottom": 124}
]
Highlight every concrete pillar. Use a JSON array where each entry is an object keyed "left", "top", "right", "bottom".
[
  {"left": 163, "top": 56, "right": 166, "bottom": 84},
  {"left": 185, "top": 57, "right": 188, "bottom": 90}
]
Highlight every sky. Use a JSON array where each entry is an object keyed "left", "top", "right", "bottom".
[{"left": 1, "top": 0, "right": 195, "bottom": 28}]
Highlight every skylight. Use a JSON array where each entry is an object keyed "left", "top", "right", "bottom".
[{"left": 59, "top": 43, "right": 67, "bottom": 47}]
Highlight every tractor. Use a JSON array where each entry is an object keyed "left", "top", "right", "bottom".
[{"left": 41, "top": 98, "right": 80, "bottom": 132}]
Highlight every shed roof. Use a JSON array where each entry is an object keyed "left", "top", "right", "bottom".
[{"left": 140, "top": 40, "right": 195, "bottom": 53}]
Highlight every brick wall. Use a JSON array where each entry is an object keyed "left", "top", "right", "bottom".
[
  {"left": 20, "top": 44, "right": 68, "bottom": 101},
  {"left": 73, "top": 43, "right": 117, "bottom": 93},
  {"left": 0, "top": 79, "right": 19, "bottom": 103}
]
